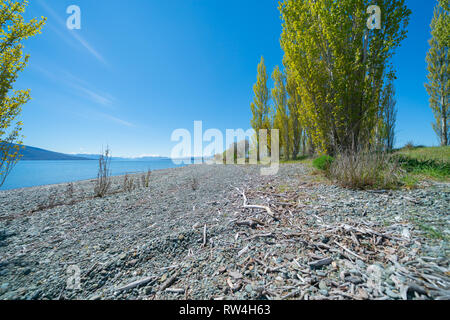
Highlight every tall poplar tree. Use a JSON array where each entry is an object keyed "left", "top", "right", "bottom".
[
  {"left": 272, "top": 66, "right": 289, "bottom": 159},
  {"left": 380, "top": 75, "right": 397, "bottom": 151},
  {"left": 434, "top": 0, "right": 449, "bottom": 48},
  {"left": 280, "top": 0, "right": 411, "bottom": 154},
  {"left": 286, "top": 68, "right": 303, "bottom": 159},
  {"left": 250, "top": 56, "right": 271, "bottom": 156},
  {"left": 426, "top": 1, "right": 449, "bottom": 146}
]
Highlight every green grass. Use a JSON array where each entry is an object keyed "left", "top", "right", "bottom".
[
  {"left": 395, "top": 146, "right": 450, "bottom": 163},
  {"left": 417, "top": 223, "right": 447, "bottom": 240},
  {"left": 408, "top": 215, "right": 449, "bottom": 241},
  {"left": 280, "top": 155, "right": 311, "bottom": 164},
  {"left": 400, "top": 174, "right": 420, "bottom": 189},
  {"left": 393, "top": 146, "right": 450, "bottom": 181}
]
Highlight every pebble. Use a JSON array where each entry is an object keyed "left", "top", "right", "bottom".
[{"left": 318, "top": 280, "right": 328, "bottom": 291}]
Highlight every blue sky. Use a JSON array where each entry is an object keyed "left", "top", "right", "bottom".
[{"left": 14, "top": 0, "right": 440, "bottom": 157}]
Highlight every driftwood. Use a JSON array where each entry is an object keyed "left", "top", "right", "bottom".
[
  {"left": 235, "top": 218, "right": 266, "bottom": 229},
  {"left": 235, "top": 187, "right": 277, "bottom": 220},
  {"left": 159, "top": 271, "right": 180, "bottom": 291},
  {"left": 202, "top": 224, "right": 207, "bottom": 247},
  {"left": 237, "top": 245, "right": 250, "bottom": 257},
  {"left": 116, "top": 276, "right": 157, "bottom": 292},
  {"left": 165, "top": 288, "right": 185, "bottom": 294},
  {"left": 334, "top": 240, "right": 365, "bottom": 261},
  {"left": 245, "top": 233, "right": 275, "bottom": 241},
  {"left": 309, "top": 257, "right": 333, "bottom": 269}
]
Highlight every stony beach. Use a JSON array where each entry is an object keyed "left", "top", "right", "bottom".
[{"left": 0, "top": 163, "right": 448, "bottom": 300}]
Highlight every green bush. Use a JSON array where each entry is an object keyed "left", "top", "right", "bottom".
[
  {"left": 404, "top": 141, "right": 415, "bottom": 150},
  {"left": 313, "top": 155, "right": 334, "bottom": 171}
]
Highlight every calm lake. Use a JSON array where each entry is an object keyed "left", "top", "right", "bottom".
[{"left": 0, "top": 159, "right": 187, "bottom": 190}]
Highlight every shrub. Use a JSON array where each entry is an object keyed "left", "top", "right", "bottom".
[
  {"left": 313, "top": 155, "right": 334, "bottom": 171},
  {"left": 329, "top": 150, "right": 403, "bottom": 189},
  {"left": 145, "top": 169, "right": 151, "bottom": 187},
  {"left": 404, "top": 141, "right": 415, "bottom": 150},
  {"left": 191, "top": 176, "right": 199, "bottom": 190},
  {"left": 94, "top": 147, "right": 112, "bottom": 197},
  {"left": 123, "top": 174, "right": 136, "bottom": 192}
]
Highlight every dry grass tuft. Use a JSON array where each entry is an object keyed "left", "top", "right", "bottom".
[{"left": 329, "top": 150, "right": 403, "bottom": 189}]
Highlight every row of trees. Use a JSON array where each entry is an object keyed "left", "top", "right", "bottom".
[
  {"left": 250, "top": 57, "right": 308, "bottom": 160},
  {"left": 251, "top": 0, "right": 409, "bottom": 158},
  {"left": 426, "top": 0, "right": 449, "bottom": 146}
]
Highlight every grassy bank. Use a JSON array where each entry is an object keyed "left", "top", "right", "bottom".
[
  {"left": 394, "top": 146, "right": 450, "bottom": 183},
  {"left": 282, "top": 146, "right": 449, "bottom": 189}
]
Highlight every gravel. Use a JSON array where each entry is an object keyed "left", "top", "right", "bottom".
[{"left": 0, "top": 163, "right": 448, "bottom": 300}]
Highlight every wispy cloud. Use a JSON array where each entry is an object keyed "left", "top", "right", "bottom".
[
  {"left": 31, "top": 66, "right": 133, "bottom": 127},
  {"left": 97, "top": 112, "right": 134, "bottom": 127},
  {"left": 38, "top": 0, "right": 107, "bottom": 65},
  {"left": 63, "top": 71, "right": 114, "bottom": 107},
  {"left": 32, "top": 66, "right": 114, "bottom": 107},
  {"left": 73, "top": 85, "right": 113, "bottom": 106}
]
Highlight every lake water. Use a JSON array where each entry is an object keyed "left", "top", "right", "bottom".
[{"left": 0, "top": 159, "right": 188, "bottom": 191}]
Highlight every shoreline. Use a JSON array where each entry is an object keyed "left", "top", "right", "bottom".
[
  {"left": 0, "top": 162, "right": 194, "bottom": 193},
  {"left": 0, "top": 163, "right": 448, "bottom": 300}
]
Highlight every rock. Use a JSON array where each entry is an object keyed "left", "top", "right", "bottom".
[
  {"left": 356, "top": 288, "right": 369, "bottom": 300},
  {"left": 127, "top": 259, "right": 138, "bottom": 267},
  {"left": 119, "top": 253, "right": 127, "bottom": 260},
  {"left": 385, "top": 287, "right": 400, "bottom": 299},
  {"left": 30, "top": 289, "right": 41, "bottom": 300},
  {"left": 145, "top": 287, "right": 153, "bottom": 295},
  {"left": 319, "top": 289, "right": 329, "bottom": 296},
  {"left": 0, "top": 283, "right": 9, "bottom": 294},
  {"left": 367, "top": 264, "right": 384, "bottom": 280},
  {"left": 229, "top": 271, "right": 243, "bottom": 280},
  {"left": 345, "top": 276, "right": 363, "bottom": 285},
  {"left": 366, "top": 264, "right": 385, "bottom": 291},
  {"left": 22, "top": 268, "right": 32, "bottom": 276},
  {"left": 401, "top": 285, "right": 428, "bottom": 300},
  {"left": 401, "top": 228, "right": 411, "bottom": 240},
  {"left": 356, "top": 260, "right": 366, "bottom": 269},
  {"left": 159, "top": 273, "right": 168, "bottom": 283},
  {"left": 245, "top": 284, "right": 253, "bottom": 293},
  {"left": 318, "top": 280, "right": 328, "bottom": 291}
]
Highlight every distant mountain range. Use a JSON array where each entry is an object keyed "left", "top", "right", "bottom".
[
  {"left": 11, "top": 145, "right": 90, "bottom": 161},
  {"left": 71, "top": 154, "right": 171, "bottom": 161},
  {"left": 2, "top": 144, "right": 214, "bottom": 161},
  {"left": 2, "top": 144, "right": 171, "bottom": 161}
]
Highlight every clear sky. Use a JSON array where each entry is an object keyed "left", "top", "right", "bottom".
[{"left": 14, "top": 0, "right": 440, "bottom": 157}]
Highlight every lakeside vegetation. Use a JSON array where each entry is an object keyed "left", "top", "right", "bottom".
[
  {"left": 246, "top": 0, "right": 448, "bottom": 190},
  {"left": 299, "top": 145, "right": 450, "bottom": 189}
]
